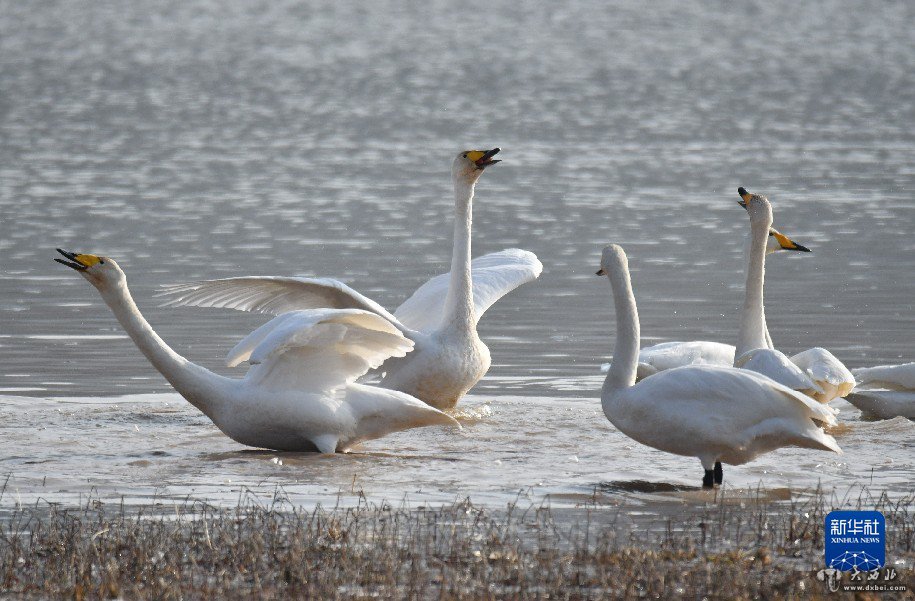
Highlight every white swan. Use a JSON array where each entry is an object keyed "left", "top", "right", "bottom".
[
  {"left": 848, "top": 362, "right": 915, "bottom": 421},
  {"left": 632, "top": 223, "right": 811, "bottom": 379},
  {"left": 55, "top": 249, "right": 459, "bottom": 453},
  {"left": 852, "top": 362, "right": 915, "bottom": 391},
  {"left": 157, "top": 149, "right": 542, "bottom": 410},
  {"left": 597, "top": 244, "right": 841, "bottom": 488},
  {"left": 735, "top": 188, "right": 854, "bottom": 403},
  {"left": 732, "top": 189, "right": 829, "bottom": 399},
  {"left": 845, "top": 390, "right": 915, "bottom": 421}
]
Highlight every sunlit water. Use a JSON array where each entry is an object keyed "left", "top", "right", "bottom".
[{"left": 1, "top": 0, "right": 913, "bottom": 510}]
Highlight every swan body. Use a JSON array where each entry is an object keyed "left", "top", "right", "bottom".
[
  {"left": 634, "top": 341, "right": 735, "bottom": 379},
  {"left": 55, "top": 250, "right": 458, "bottom": 453},
  {"left": 597, "top": 244, "right": 840, "bottom": 488},
  {"left": 852, "top": 362, "right": 915, "bottom": 391},
  {"left": 845, "top": 390, "right": 915, "bottom": 421},
  {"left": 157, "top": 150, "right": 542, "bottom": 410}
]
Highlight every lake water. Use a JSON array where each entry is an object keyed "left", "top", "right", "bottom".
[{"left": 1, "top": 0, "right": 913, "bottom": 510}]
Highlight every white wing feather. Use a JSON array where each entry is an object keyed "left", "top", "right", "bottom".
[
  {"left": 394, "top": 248, "right": 542, "bottom": 333},
  {"left": 735, "top": 348, "right": 825, "bottom": 395},
  {"left": 156, "top": 276, "right": 407, "bottom": 330},
  {"left": 232, "top": 309, "right": 413, "bottom": 392}
]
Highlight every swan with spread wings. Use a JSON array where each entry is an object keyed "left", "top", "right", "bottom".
[{"left": 158, "top": 149, "right": 542, "bottom": 409}]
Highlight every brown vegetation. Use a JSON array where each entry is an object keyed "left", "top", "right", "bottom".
[{"left": 0, "top": 486, "right": 912, "bottom": 599}]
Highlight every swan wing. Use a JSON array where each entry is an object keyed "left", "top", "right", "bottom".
[
  {"left": 852, "top": 362, "right": 915, "bottom": 392},
  {"left": 789, "top": 347, "right": 856, "bottom": 400},
  {"left": 157, "top": 276, "right": 408, "bottom": 330},
  {"left": 394, "top": 248, "right": 543, "bottom": 332},
  {"left": 232, "top": 309, "right": 413, "bottom": 391},
  {"left": 735, "top": 348, "right": 825, "bottom": 395}
]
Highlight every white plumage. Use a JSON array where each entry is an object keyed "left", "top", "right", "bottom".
[
  {"left": 55, "top": 250, "right": 458, "bottom": 453},
  {"left": 157, "top": 150, "right": 542, "bottom": 409},
  {"left": 597, "top": 244, "right": 840, "bottom": 489}
]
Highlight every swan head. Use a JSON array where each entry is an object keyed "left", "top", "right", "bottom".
[
  {"left": 736, "top": 187, "right": 773, "bottom": 224},
  {"left": 55, "top": 249, "right": 125, "bottom": 288},
  {"left": 452, "top": 148, "right": 501, "bottom": 184},
  {"left": 595, "top": 243, "right": 627, "bottom": 276}
]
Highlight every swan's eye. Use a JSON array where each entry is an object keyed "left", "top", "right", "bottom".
[
  {"left": 99, "top": 259, "right": 105, "bottom": 265},
  {"left": 462, "top": 153, "right": 467, "bottom": 158}
]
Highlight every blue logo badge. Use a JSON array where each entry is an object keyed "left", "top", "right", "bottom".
[{"left": 824, "top": 510, "right": 885, "bottom": 572}]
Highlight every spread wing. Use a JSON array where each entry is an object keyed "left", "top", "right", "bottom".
[
  {"left": 394, "top": 248, "right": 542, "bottom": 333},
  {"left": 234, "top": 309, "right": 414, "bottom": 392},
  {"left": 156, "top": 276, "right": 407, "bottom": 331}
]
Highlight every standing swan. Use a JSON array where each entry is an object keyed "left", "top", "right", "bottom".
[
  {"left": 597, "top": 244, "right": 841, "bottom": 488},
  {"left": 158, "top": 149, "right": 542, "bottom": 409},
  {"left": 55, "top": 249, "right": 458, "bottom": 452},
  {"left": 735, "top": 188, "right": 854, "bottom": 403}
]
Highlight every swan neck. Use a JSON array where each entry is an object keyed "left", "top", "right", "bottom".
[
  {"left": 443, "top": 178, "right": 476, "bottom": 329},
  {"left": 99, "top": 281, "right": 222, "bottom": 417},
  {"left": 736, "top": 216, "right": 772, "bottom": 359},
  {"left": 602, "top": 261, "right": 640, "bottom": 407}
]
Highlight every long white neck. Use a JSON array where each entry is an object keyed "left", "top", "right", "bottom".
[
  {"left": 735, "top": 215, "right": 772, "bottom": 359},
  {"left": 442, "top": 177, "right": 476, "bottom": 330},
  {"left": 99, "top": 280, "right": 227, "bottom": 418},
  {"left": 601, "top": 258, "right": 640, "bottom": 412}
]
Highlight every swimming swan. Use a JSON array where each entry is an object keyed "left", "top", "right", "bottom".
[
  {"left": 633, "top": 224, "right": 810, "bottom": 379},
  {"left": 55, "top": 249, "right": 459, "bottom": 453},
  {"left": 735, "top": 188, "right": 854, "bottom": 403},
  {"left": 597, "top": 244, "right": 841, "bottom": 488},
  {"left": 157, "top": 149, "right": 542, "bottom": 410},
  {"left": 852, "top": 362, "right": 915, "bottom": 391}
]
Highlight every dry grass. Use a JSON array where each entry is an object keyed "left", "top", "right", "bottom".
[{"left": 0, "top": 485, "right": 912, "bottom": 600}]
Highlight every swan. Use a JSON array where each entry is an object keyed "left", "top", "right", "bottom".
[
  {"left": 596, "top": 244, "right": 841, "bottom": 488},
  {"left": 156, "top": 149, "right": 542, "bottom": 410},
  {"left": 54, "top": 249, "right": 459, "bottom": 453},
  {"left": 852, "top": 362, "right": 915, "bottom": 391},
  {"left": 845, "top": 390, "right": 915, "bottom": 421},
  {"left": 732, "top": 189, "right": 828, "bottom": 398},
  {"left": 632, "top": 224, "right": 810, "bottom": 379},
  {"left": 735, "top": 188, "right": 854, "bottom": 403},
  {"left": 847, "top": 362, "right": 915, "bottom": 421}
]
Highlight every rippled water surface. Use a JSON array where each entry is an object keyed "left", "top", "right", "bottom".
[{"left": 1, "top": 0, "right": 913, "bottom": 509}]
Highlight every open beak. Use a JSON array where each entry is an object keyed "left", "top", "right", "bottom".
[
  {"left": 55, "top": 248, "right": 87, "bottom": 270},
  {"left": 737, "top": 186, "right": 752, "bottom": 209},
  {"left": 471, "top": 148, "right": 501, "bottom": 169},
  {"left": 54, "top": 248, "right": 102, "bottom": 270}
]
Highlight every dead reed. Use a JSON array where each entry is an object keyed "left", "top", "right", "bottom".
[{"left": 0, "top": 485, "right": 912, "bottom": 599}]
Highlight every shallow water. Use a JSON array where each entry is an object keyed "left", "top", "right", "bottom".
[{"left": 1, "top": 0, "right": 913, "bottom": 509}]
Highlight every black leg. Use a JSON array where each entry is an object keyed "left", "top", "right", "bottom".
[
  {"left": 702, "top": 469, "right": 714, "bottom": 489},
  {"left": 714, "top": 462, "right": 723, "bottom": 485}
]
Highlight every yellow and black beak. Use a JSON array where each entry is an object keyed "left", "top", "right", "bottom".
[
  {"left": 737, "top": 186, "right": 752, "bottom": 209},
  {"left": 55, "top": 248, "right": 102, "bottom": 271},
  {"left": 466, "top": 148, "right": 501, "bottom": 169},
  {"left": 770, "top": 230, "right": 811, "bottom": 252}
]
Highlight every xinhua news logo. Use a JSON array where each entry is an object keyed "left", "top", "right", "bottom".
[
  {"left": 825, "top": 510, "right": 885, "bottom": 572},
  {"left": 817, "top": 510, "right": 906, "bottom": 594}
]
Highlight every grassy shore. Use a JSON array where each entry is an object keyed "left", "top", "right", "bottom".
[{"left": 0, "top": 486, "right": 912, "bottom": 599}]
